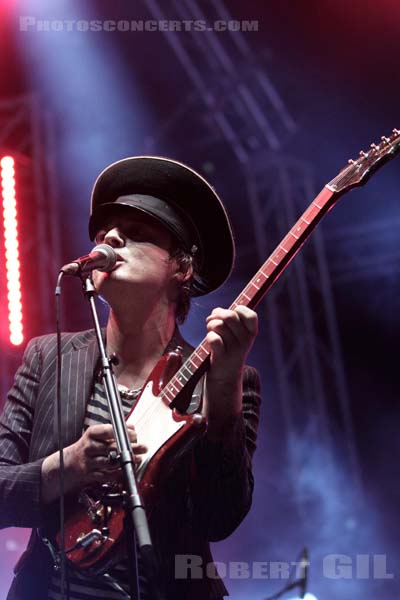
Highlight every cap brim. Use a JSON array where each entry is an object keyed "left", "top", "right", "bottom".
[{"left": 90, "top": 156, "right": 235, "bottom": 296}]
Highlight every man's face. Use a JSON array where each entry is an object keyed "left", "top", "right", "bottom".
[{"left": 92, "top": 209, "right": 179, "bottom": 308}]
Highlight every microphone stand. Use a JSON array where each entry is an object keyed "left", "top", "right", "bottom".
[
  {"left": 83, "top": 276, "right": 164, "bottom": 600},
  {"left": 263, "top": 579, "right": 304, "bottom": 600},
  {"left": 264, "top": 547, "right": 309, "bottom": 600}
]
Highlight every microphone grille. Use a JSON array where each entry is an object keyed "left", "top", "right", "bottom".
[{"left": 93, "top": 244, "right": 118, "bottom": 272}]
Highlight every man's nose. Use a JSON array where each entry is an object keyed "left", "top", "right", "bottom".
[{"left": 103, "top": 227, "right": 125, "bottom": 248}]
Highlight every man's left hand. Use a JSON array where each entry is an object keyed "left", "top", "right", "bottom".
[{"left": 202, "top": 305, "right": 258, "bottom": 434}]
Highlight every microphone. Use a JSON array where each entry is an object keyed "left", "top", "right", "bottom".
[
  {"left": 298, "top": 547, "right": 309, "bottom": 599},
  {"left": 61, "top": 244, "right": 117, "bottom": 276}
]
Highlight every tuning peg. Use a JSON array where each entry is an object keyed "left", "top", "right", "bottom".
[
  {"left": 392, "top": 128, "right": 400, "bottom": 135},
  {"left": 348, "top": 159, "right": 356, "bottom": 164},
  {"left": 370, "top": 143, "right": 379, "bottom": 150},
  {"left": 359, "top": 151, "right": 369, "bottom": 158},
  {"left": 381, "top": 136, "right": 390, "bottom": 143}
]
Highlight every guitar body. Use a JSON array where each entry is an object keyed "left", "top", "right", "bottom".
[{"left": 59, "top": 351, "right": 206, "bottom": 573}]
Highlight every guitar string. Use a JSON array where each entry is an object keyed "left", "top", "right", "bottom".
[
  {"left": 126, "top": 380, "right": 189, "bottom": 440},
  {"left": 125, "top": 352, "right": 207, "bottom": 438}
]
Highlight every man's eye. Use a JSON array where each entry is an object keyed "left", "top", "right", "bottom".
[{"left": 126, "top": 226, "right": 144, "bottom": 239}]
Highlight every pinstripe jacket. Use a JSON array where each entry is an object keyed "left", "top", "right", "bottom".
[{"left": 0, "top": 328, "right": 261, "bottom": 599}]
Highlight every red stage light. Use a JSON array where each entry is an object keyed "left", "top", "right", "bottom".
[{"left": 1, "top": 156, "right": 23, "bottom": 346}]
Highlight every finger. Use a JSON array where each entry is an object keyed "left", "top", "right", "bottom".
[
  {"left": 85, "top": 436, "right": 145, "bottom": 460},
  {"left": 207, "top": 309, "right": 251, "bottom": 347},
  {"left": 206, "top": 330, "right": 225, "bottom": 362},
  {"left": 89, "top": 455, "right": 120, "bottom": 470},
  {"left": 91, "top": 469, "right": 120, "bottom": 483},
  {"left": 210, "top": 307, "right": 257, "bottom": 345},
  {"left": 125, "top": 429, "right": 137, "bottom": 444},
  {"left": 86, "top": 424, "right": 115, "bottom": 442},
  {"left": 207, "top": 306, "right": 258, "bottom": 337},
  {"left": 89, "top": 442, "right": 147, "bottom": 464},
  {"left": 84, "top": 438, "right": 115, "bottom": 457},
  {"left": 206, "top": 307, "right": 240, "bottom": 323},
  {"left": 132, "top": 443, "right": 148, "bottom": 455},
  {"left": 234, "top": 305, "right": 258, "bottom": 335},
  {"left": 207, "top": 308, "right": 242, "bottom": 334},
  {"left": 206, "top": 318, "right": 237, "bottom": 350},
  {"left": 87, "top": 424, "right": 138, "bottom": 446}
]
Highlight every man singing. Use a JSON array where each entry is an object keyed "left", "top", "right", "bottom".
[{"left": 0, "top": 157, "right": 261, "bottom": 599}]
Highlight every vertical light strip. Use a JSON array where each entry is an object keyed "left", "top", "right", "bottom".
[{"left": 1, "top": 156, "right": 23, "bottom": 346}]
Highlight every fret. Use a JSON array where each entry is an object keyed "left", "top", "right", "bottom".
[
  {"left": 243, "top": 284, "right": 257, "bottom": 298},
  {"left": 191, "top": 345, "right": 210, "bottom": 366},
  {"left": 247, "top": 281, "right": 260, "bottom": 294},
  {"left": 293, "top": 222, "right": 304, "bottom": 235},
  {"left": 262, "top": 262, "right": 275, "bottom": 277},
  {"left": 313, "top": 198, "right": 323, "bottom": 209},
  {"left": 190, "top": 354, "right": 202, "bottom": 368},
  {"left": 270, "top": 257, "right": 278, "bottom": 266},
  {"left": 168, "top": 379, "right": 182, "bottom": 393},
  {"left": 163, "top": 387, "right": 176, "bottom": 402},
  {"left": 191, "top": 349, "right": 207, "bottom": 365},
  {"left": 254, "top": 274, "right": 266, "bottom": 286},
  {"left": 289, "top": 230, "right": 300, "bottom": 240},
  {"left": 280, "top": 236, "right": 294, "bottom": 252},
  {"left": 175, "top": 372, "right": 189, "bottom": 384},
  {"left": 196, "top": 344, "right": 209, "bottom": 359},
  {"left": 279, "top": 244, "right": 289, "bottom": 254},
  {"left": 272, "top": 252, "right": 281, "bottom": 263},
  {"left": 181, "top": 364, "right": 194, "bottom": 380},
  {"left": 301, "top": 215, "right": 311, "bottom": 225},
  {"left": 166, "top": 378, "right": 182, "bottom": 396},
  {"left": 305, "top": 204, "right": 321, "bottom": 220}
]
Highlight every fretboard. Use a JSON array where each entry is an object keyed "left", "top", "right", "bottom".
[{"left": 161, "top": 183, "right": 342, "bottom": 406}]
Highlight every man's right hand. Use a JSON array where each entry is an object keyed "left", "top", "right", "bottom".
[{"left": 40, "top": 423, "right": 147, "bottom": 504}]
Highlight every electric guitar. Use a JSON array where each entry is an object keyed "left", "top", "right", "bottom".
[{"left": 58, "top": 129, "right": 400, "bottom": 572}]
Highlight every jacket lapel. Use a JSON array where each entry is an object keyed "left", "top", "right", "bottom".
[{"left": 59, "top": 332, "right": 100, "bottom": 446}]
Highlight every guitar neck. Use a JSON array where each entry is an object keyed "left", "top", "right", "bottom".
[
  {"left": 231, "top": 185, "right": 337, "bottom": 310},
  {"left": 161, "top": 184, "right": 339, "bottom": 404},
  {"left": 160, "top": 128, "right": 400, "bottom": 404}
]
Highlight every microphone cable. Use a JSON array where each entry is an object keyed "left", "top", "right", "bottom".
[{"left": 55, "top": 270, "right": 69, "bottom": 600}]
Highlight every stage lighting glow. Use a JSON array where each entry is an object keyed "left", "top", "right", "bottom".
[
  {"left": 1, "top": 156, "right": 23, "bottom": 346},
  {"left": 288, "top": 595, "right": 318, "bottom": 600}
]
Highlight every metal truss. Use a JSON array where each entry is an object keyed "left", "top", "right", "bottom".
[
  {"left": 246, "top": 158, "right": 363, "bottom": 495},
  {"left": 144, "top": 0, "right": 296, "bottom": 160},
  {"left": 327, "top": 217, "right": 400, "bottom": 284},
  {"left": 0, "top": 93, "right": 61, "bottom": 402},
  {"left": 143, "top": 0, "right": 363, "bottom": 499}
]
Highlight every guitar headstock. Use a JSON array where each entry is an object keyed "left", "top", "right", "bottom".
[{"left": 328, "top": 129, "right": 400, "bottom": 194}]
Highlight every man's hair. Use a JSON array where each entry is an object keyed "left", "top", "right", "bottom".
[{"left": 170, "top": 247, "right": 197, "bottom": 324}]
